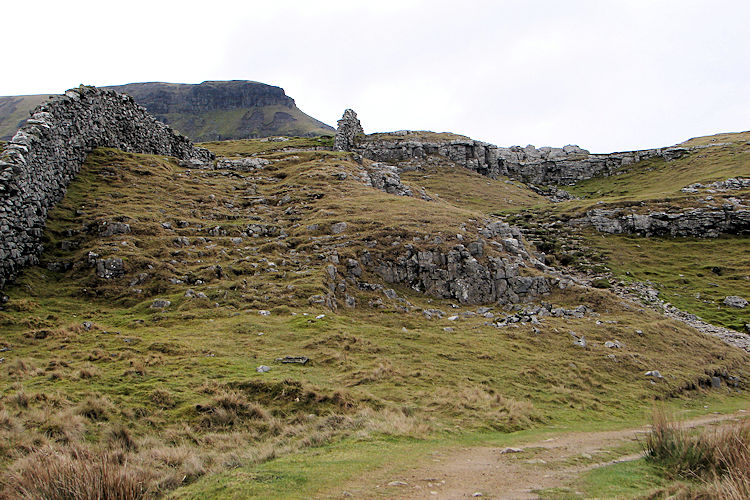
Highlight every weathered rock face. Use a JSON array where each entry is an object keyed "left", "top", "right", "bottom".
[
  {"left": 351, "top": 220, "right": 559, "bottom": 305},
  {"left": 368, "top": 245, "right": 552, "bottom": 305},
  {"left": 334, "top": 109, "right": 364, "bottom": 152},
  {"left": 361, "top": 162, "right": 414, "bottom": 197},
  {"left": 334, "top": 109, "right": 697, "bottom": 186},
  {"left": 497, "top": 146, "right": 690, "bottom": 186},
  {"left": 681, "top": 177, "right": 750, "bottom": 194},
  {"left": 0, "top": 85, "right": 214, "bottom": 288},
  {"left": 572, "top": 207, "right": 750, "bottom": 237}
]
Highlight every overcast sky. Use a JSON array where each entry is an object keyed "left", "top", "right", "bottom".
[{"left": 1, "top": 0, "right": 748, "bottom": 152}]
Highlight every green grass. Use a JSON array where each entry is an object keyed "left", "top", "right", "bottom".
[
  {"left": 177, "top": 395, "right": 750, "bottom": 499},
  {"left": 199, "top": 136, "right": 333, "bottom": 156},
  {"left": 400, "top": 158, "right": 548, "bottom": 212},
  {"left": 539, "top": 459, "right": 671, "bottom": 499},
  {"left": 163, "top": 105, "right": 333, "bottom": 142},
  {"left": 567, "top": 142, "right": 750, "bottom": 203},
  {"left": 1, "top": 140, "right": 748, "bottom": 498},
  {"left": 679, "top": 131, "right": 750, "bottom": 147},
  {"left": 583, "top": 233, "right": 750, "bottom": 331}
]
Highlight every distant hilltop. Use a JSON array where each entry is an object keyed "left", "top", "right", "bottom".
[{"left": 0, "top": 80, "right": 335, "bottom": 141}]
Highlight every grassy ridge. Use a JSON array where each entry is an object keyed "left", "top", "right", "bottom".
[{"left": 568, "top": 142, "right": 750, "bottom": 203}]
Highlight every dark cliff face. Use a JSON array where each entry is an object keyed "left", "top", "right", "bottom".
[
  {"left": 0, "top": 81, "right": 334, "bottom": 141},
  {"left": 108, "top": 81, "right": 295, "bottom": 114}
]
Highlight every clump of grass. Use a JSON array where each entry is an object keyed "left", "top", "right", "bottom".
[
  {"left": 107, "top": 423, "right": 138, "bottom": 452},
  {"left": 197, "top": 390, "right": 270, "bottom": 428},
  {"left": 433, "top": 387, "right": 541, "bottom": 431},
  {"left": 76, "top": 365, "right": 99, "bottom": 380},
  {"left": 644, "top": 409, "right": 750, "bottom": 497},
  {"left": 40, "top": 411, "right": 86, "bottom": 445},
  {"left": 149, "top": 389, "right": 175, "bottom": 409},
  {"left": 644, "top": 409, "right": 720, "bottom": 476},
  {"left": 75, "top": 394, "right": 114, "bottom": 421},
  {"left": 2, "top": 445, "right": 153, "bottom": 500}
]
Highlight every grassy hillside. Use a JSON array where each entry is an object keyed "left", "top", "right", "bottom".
[
  {"left": 504, "top": 133, "right": 750, "bottom": 332},
  {"left": 567, "top": 140, "right": 750, "bottom": 204},
  {"left": 157, "top": 105, "right": 333, "bottom": 141},
  {"left": 1, "top": 141, "right": 745, "bottom": 498},
  {"left": 0, "top": 94, "right": 47, "bottom": 140},
  {"left": 679, "top": 130, "right": 750, "bottom": 147}
]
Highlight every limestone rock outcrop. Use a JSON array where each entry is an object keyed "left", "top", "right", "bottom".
[
  {"left": 334, "top": 109, "right": 699, "bottom": 187},
  {"left": 355, "top": 220, "right": 558, "bottom": 305},
  {"left": 572, "top": 207, "right": 750, "bottom": 237},
  {"left": 0, "top": 85, "right": 214, "bottom": 288}
]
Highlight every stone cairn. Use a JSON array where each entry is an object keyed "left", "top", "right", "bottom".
[
  {"left": 0, "top": 85, "right": 214, "bottom": 289},
  {"left": 333, "top": 109, "right": 364, "bottom": 152}
]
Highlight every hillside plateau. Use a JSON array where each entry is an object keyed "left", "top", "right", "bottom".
[
  {"left": 0, "top": 92, "right": 748, "bottom": 499},
  {"left": 0, "top": 81, "right": 334, "bottom": 142}
]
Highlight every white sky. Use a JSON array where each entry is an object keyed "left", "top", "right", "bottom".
[{"left": 1, "top": 0, "right": 748, "bottom": 152}]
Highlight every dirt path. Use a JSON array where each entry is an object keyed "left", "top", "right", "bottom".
[{"left": 336, "top": 411, "right": 747, "bottom": 499}]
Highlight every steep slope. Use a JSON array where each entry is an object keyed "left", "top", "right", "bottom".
[
  {"left": 1, "top": 138, "right": 746, "bottom": 498},
  {"left": 0, "top": 81, "right": 334, "bottom": 141}
]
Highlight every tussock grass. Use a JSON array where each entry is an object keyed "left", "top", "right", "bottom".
[
  {"left": 644, "top": 409, "right": 750, "bottom": 498},
  {"left": 0, "top": 140, "right": 747, "bottom": 498},
  {"left": 2, "top": 445, "right": 153, "bottom": 500}
]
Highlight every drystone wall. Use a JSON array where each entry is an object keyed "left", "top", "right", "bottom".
[
  {"left": 333, "top": 109, "right": 692, "bottom": 186},
  {"left": 0, "top": 85, "right": 214, "bottom": 288}
]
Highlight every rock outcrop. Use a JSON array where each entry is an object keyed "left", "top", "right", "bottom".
[
  {"left": 497, "top": 146, "right": 690, "bottom": 186},
  {"left": 333, "top": 109, "right": 695, "bottom": 186},
  {"left": 571, "top": 206, "right": 750, "bottom": 237},
  {"left": 0, "top": 85, "right": 214, "bottom": 288},
  {"left": 353, "top": 220, "right": 560, "bottom": 305}
]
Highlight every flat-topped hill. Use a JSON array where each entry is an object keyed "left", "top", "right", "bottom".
[{"left": 0, "top": 80, "right": 334, "bottom": 141}]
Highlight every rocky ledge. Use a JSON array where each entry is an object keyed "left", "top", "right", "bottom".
[
  {"left": 322, "top": 220, "right": 571, "bottom": 306},
  {"left": 333, "top": 109, "right": 696, "bottom": 186},
  {"left": 572, "top": 206, "right": 750, "bottom": 238}
]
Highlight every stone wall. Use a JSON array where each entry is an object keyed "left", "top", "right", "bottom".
[
  {"left": 0, "top": 85, "right": 213, "bottom": 288},
  {"left": 334, "top": 109, "right": 694, "bottom": 186}
]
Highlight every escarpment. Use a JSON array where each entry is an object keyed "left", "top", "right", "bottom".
[
  {"left": 572, "top": 206, "right": 750, "bottom": 238},
  {"left": 334, "top": 109, "right": 696, "bottom": 186},
  {"left": 0, "top": 85, "right": 213, "bottom": 288}
]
